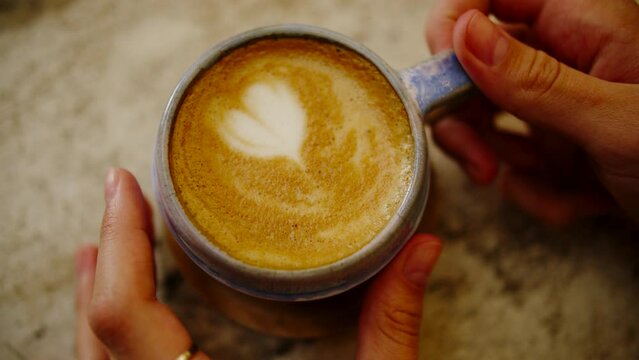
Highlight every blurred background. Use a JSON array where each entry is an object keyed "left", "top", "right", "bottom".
[{"left": 1, "top": 1, "right": 638, "bottom": 359}]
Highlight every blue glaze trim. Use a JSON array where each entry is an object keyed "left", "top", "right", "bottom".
[{"left": 400, "top": 50, "right": 474, "bottom": 123}]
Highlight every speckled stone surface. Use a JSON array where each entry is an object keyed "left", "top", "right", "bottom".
[{"left": 1, "top": 1, "right": 638, "bottom": 359}]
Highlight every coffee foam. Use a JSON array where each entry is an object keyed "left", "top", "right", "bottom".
[{"left": 170, "top": 37, "right": 414, "bottom": 270}]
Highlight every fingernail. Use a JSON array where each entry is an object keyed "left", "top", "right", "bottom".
[
  {"left": 403, "top": 241, "right": 441, "bottom": 287},
  {"left": 465, "top": 11, "right": 509, "bottom": 66},
  {"left": 104, "top": 168, "right": 119, "bottom": 203}
]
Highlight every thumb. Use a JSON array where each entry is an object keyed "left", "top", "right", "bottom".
[
  {"left": 451, "top": 10, "right": 634, "bottom": 147},
  {"left": 356, "top": 234, "right": 442, "bottom": 360}
]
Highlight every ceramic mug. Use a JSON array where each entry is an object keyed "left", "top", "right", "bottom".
[{"left": 153, "top": 24, "right": 472, "bottom": 303}]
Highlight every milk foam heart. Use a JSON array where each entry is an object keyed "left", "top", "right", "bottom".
[{"left": 218, "top": 81, "right": 306, "bottom": 164}]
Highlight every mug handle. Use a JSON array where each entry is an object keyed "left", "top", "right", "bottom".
[{"left": 399, "top": 50, "right": 474, "bottom": 124}]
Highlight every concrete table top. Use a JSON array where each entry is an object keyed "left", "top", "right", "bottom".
[{"left": 1, "top": 1, "right": 638, "bottom": 359}]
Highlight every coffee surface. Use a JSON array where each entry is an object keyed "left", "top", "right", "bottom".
[{"left": 170, "top": 37, "right": 414, "bottom": 270}]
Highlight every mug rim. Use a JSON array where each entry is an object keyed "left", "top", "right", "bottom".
[{"left": 153, "top": 24, "right": 429, "bottom": 301}]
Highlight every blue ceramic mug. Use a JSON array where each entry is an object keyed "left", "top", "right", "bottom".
[{"left": 153, "top": 24, "right": 473, "bottom": 303}]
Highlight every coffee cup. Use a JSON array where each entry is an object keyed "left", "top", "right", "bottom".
[{"left": 153, "top": 24, "right": 472, "bottom": 335}]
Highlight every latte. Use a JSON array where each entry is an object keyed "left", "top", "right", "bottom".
[{"left": 169, "top": 37, "right": 414, "bottom": 270}]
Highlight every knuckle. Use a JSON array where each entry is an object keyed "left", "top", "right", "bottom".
[
  {"left": 88, "top": 295, "right": 131, "bottom": 345},
  {"left": 374, "top": 300, "right": 422, "bottom": 346},
  {"left": 515, "top": 50, "right": 563, "bottom": 101}
]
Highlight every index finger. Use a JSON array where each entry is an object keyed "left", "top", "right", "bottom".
[
  {"left": 426, "top": 0, "right": 549, "bottom": 53},
  {"left": 426, "top": 0, "right": 489, "bottom": 53}
]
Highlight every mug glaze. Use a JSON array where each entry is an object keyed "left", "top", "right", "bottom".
[{"left": 153, "top": 24, "right": 472, "bottom": 302}]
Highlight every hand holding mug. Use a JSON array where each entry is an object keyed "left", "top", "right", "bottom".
[{"left": 427, "top": 0, "right": 639, "bottom": 225}]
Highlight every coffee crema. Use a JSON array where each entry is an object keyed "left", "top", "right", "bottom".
[{"left": 170, "top": 37, "right": 414, "bottom": 270}]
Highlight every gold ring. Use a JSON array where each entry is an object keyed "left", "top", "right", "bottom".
[{"left": 176, "top": 343, "right": 199, "bottom": 360}]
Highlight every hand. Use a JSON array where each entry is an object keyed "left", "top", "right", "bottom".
[
  {"left": 75, "top": 168, "right": 210, "bottom": 359},
  {"left": 426, "top": 0, "right": 639, "bottom": 225},
  {"left": 76, "top": 168, "right": 442, "bottom": 359}
]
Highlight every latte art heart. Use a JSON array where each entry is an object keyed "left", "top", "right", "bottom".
[{"left": 219, "top": 81, "right": 307, "bottom": 164}]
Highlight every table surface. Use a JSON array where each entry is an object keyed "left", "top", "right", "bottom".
[{"left": 1, "top": 1, "right": 638, "bottom": 359}]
